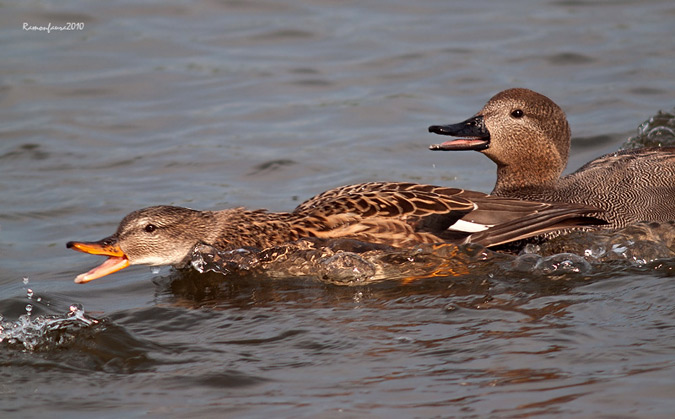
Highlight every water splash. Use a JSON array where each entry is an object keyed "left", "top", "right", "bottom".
[
  {"left": 186, "top": 221, "right": 674, "bottom": 284},
  {"left": 1, "top": 279, "right": 100, "bottom": 351},
  {"left": 317, "top": 252, "right": 377, "bottom": 284},
  {"left": 623, "top": 108, "right": 675, "bottom": 149},
  {"left": 0, "top": 305, "right": 100, "bottom": 351},
  {"left": 505, "top": 221, "right": 675, "bottom": 280},
  {"left": 190, "top": 239, "right": 484, "bottom": 285},
  {"left": 540, "top": 221, "right": 675, "bottom": 265},
  {"left": 511, "top": 252, "right": 592, "bottom": 276}
]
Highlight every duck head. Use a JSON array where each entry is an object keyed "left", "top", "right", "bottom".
[
  {"left": 429, "top": 88, "right": 571, "bottom": 190},
  {"left": 67, "top": 205, "right": 211, "bottom": 283}
]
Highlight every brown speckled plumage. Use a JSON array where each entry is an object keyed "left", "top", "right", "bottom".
[
  {"left": 67, "top": 181, "right": 604, "bottom": 282},
  {"left": 429, "top": 88, "right": 675, "bottom": 228}
]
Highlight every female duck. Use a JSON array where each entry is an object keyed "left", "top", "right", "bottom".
[{"left": 67, "top": 181, "right": 603, "bottom": 283}]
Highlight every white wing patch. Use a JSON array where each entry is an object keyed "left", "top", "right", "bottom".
[{"left": 448, "top": 219, "right": 492, "bottom": 233}]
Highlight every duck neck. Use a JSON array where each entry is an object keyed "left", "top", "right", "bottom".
[
  {"left": 491, "top": 157, "right": 562, "bottom": 195},
  {"left": 210, "top": 208, "right": 296, "bottom": 251}
]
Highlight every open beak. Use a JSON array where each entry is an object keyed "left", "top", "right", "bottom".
[
  {"left": 66, "top": 237, "right": 129, "bottom": 283},
  {"left": 428, "top": 115, "right": 491, "bottom": 151}
]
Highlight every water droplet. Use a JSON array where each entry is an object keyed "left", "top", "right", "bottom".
[
  {"left": 319, "top": 253, "right": 376, "bottom": 284},
  {"left": 69, "top": 303, "right": 83, "bottom": 313},
  {"left": 444, "top": 303, "right": 458, "bottom": 312},
  {"left": 538, "top": 253, "right": 592, "bottom": 275},
  {"left": 26, "top": 289, "right": 33, "bottom": 299},
  {"left": 584, "top": 244, "right": 606, "bottom": 259},
  {"left": 511, "top": 253, "right": 542, "bottom": 272},
  {"left": 25, "top": 304, "right": 33, "bottom": 315},
  {"left": 611, "top": 243, "right": 628, "bottom": 256},
  {"left": 22, "top": 277, "right": 29, "bottom": 285},
  {"left": 632, "top": 257, "right": 647, "bottom": 266},
  {"left": 522, "top": 243, "right": 541, "bottom": 254}
]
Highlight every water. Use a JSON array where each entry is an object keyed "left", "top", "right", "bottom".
[{"left": 2, "top": 0, "right": 675, "bottom": 416}]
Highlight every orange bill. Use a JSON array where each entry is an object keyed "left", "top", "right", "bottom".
[{"left": 66, "top": 238, "right": 130, "bottom": 283}]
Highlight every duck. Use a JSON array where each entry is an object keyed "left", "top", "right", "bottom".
[
  {"left": 67, "top": 181, "right": 604, "bottom": 283},
  {"left": 428, "top": 88, "right": 675, "bottom": 228}
]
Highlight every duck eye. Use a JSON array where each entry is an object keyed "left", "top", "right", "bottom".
[
  {"left": 511, "top": 109, "right": 524, "bottom": 118},
  {"left": 144, "top": 224, "right": 157, "bottom": 233}
]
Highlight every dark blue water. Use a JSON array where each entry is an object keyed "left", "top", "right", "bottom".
[{"left": 1, "top": 0, "right": 674, "bottom": 416}]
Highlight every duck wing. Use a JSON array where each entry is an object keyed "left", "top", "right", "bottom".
[
  {"left": 459, "top": 197, "right": 605, "bottom": 247},
  {"left": 293, "top": 182, "right": 604, "bottom": 248}
]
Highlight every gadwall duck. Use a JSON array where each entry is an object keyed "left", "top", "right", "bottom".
[
  {"left": 67, "top": 181, "right": 604, "bottom": 283},
  {"left": 428, "top": 88, "right": 675, "bottom": 228}
]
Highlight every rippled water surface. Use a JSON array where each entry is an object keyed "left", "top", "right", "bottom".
[{"left": 2, "top": 0, "right": 675, "bottom": 417}]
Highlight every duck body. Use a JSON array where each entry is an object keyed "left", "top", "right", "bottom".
[
  {"left": 429, "top": 88, "right": 675, "bottom": 228},
  {"left": 67, "top": 181, "right": 604, "bottom": 283},
  {"left": 494, "top": 147, "right": 675, "bottom": 227}
]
